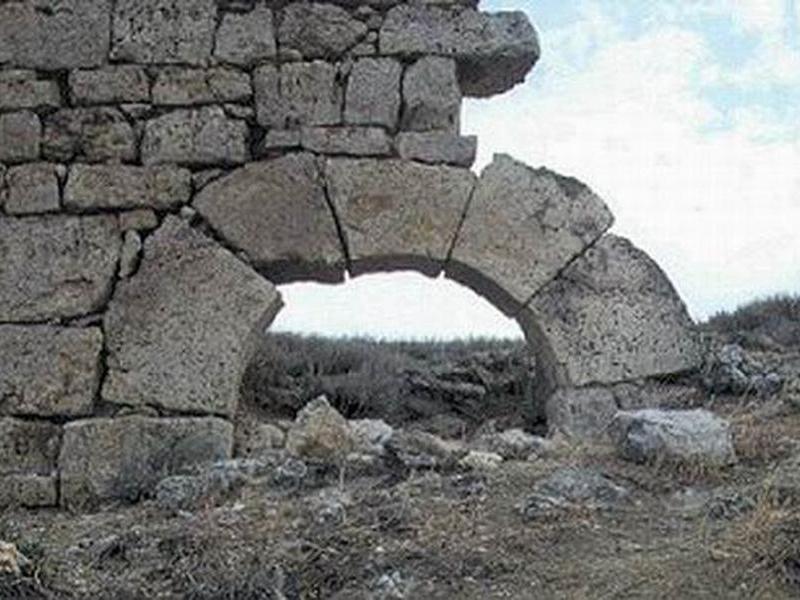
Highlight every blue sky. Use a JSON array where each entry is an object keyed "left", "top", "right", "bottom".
[{"left": 273, "top": 0, "right": 800, "bottom": 339}]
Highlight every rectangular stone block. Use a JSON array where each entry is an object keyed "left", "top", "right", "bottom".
[
  {"left": 0, "top": 326, "right": 103, "bottom": 418},
  {"left": 0, "top": 71, "right": 61, "bottom": 111},
  {"left": 59, "top": 416, "right": 234, "bottom": 509},
  {"left": 69, "top": 66, "right": 151, "bottom": 105},
  {"left": 401, "top": 57, "right": 461, "bottom": 132},
  {"left": 42, "top": 108, "right": 137, "bottom": 163},
  {"left": 0, "top": 474, "right": 58, "bottom": 508},
  {"left": 65, "top": 165, "right": 192, "bottom": 211},
  {"left": 0, "top": 111, "right": 41, "bottom": 164},
  {"left": 396, "top": 131, "right": 477, "bottom": 167},
  {"left": 0, "top": 418, "right": 60, "bottom": 476},
  {"left": 0, "top": 215, "right": 121, "bottom": 322},
  {"left": 345, "top": 58, "right": 402, "bottom": 129},
  {"left": 152, "top": 67, "right": 252, "bottom": 106},
  {"left": 301, "top": 127, "right": 392, "bottom": 156},
  {"left": 214, "top": 4, "right": 276, "bottom": 66},
  {"left": 5, "top": 163, "right": 61, "bottom": 215}
]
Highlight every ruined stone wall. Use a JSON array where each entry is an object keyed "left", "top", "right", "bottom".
[{"left": 0, "top": 0, "right": 700, "bottom": 510}]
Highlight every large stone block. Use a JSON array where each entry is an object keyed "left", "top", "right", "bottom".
[
  {"left": 152, "top": 68, "right": 252, "bottom": 106},
  {"left": 344, "top": 58, "right": 402, "bottom": 129},
  {"left": 42, "top": 108, "right": 137, "bottom": 163},
  {"left": 69, "top": 67, "right": 151, "bottom": 105},
  {"left": 65, "top": 165, "right": 192, "bottom": 211},
  {"left": 254, "top": 62, "right": 343, "bottom": 129},
  {"left": 0, "top": 0, "right": 110, "bottom": 70},
  {"left": 0, "top": 111, "right": 41, "bottom": 164},
  {"left": 0, "top": 71, "right": 61, "bottom": 111},
  {"left": 300, "top": 126, "right": 392, "bottom": 156},
  {"left": 194, "top": 154, "right": 345, "bottom": 283},
  {"left": 141, "top": 107, "right": 249, "bottom": 166},
  {"left": 0, "top": 418, "right": 60, "bottom": 477},
  {"left": 325, "top": 158, "right": 476, "bottom": 276},
  {"left": 0, "top": 326, "right": 102, "bottom": 418},
  {"left": 5, "top": 163, "right": 60, "bottom": 215},
  {"left": 380, "top": 5, "right": 540, "bottom": 97},
  {"left": 447, "top": 155, "right": 614, "bottom": 315},
  {"left": 279, "top": 2, "right": 367, "bottom": 59},
  {"left": 401, "top": 57, "right": 461, "bottom": 132},
  {"left": 0, "top": 215, "right": 121, "bottom": 322},
  {"left": 111, "top": 0, "right": 217, "bottom": 65},
  {"left": 59, "top": 416, "right": 234, "bottom": 509},
  {"left": 214, "top": 3, "right": 276, "bottom": 66},
  {"left": 102, "top": 217, "right": 283, "bottom": 416},
  {"left": 545, "top": 387, "right": 619, "bottom": 441},
  {"left": 396, "top": 131, "right": 477, "bottom": 167},
  {"left": 0, "top": 474, "right": 57, "bottom": 508},
  {"left": 523, "top": 235, "right": 703, "bottom": 386}
]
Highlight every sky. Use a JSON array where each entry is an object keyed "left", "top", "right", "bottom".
[{"left": 272, "top": 0, "right": 800, "bottom": 340}]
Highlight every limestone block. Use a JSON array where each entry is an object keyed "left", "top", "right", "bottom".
[
  {"left": 118, "top": 209, "right": 160, "bottom": 232},
  {"left": 102, "top": 217, "right": 283, "bottom": 416},
  {"left": 193, "top": 153, "right": 345, "bottom": 283},
  {"left": 111, "top": 0, "right": 217, "bottom": 65},
  {"left": 545, "top": 387, "right": 619, "bottom": 441},
  {"left": 59, "top": 416, "right": 234, "bottom": 509},
  {"left": 69, "top": 67, "right": 151, "bottom": 105},
  {"left": 380, "top": 5, "right": 540, "bottom": 96},
  {"left": 152, "top": 68, "right": 252, "bottom": 106},
  {"left": 344, "top": 58, "right": 402, "bottom": 128},
  {"left": 279, "top": 3, "right": 367, "bottom": 58},
  {"left": 214, "top": 4, "right": 277, "bottom": 66},
  {"left": 256, "top": 130, "right": 302, "bottom": 153},
  {"left": 0, "top": 0, "right": 110, "bottom": 70},
  {"left": 525, "top": 235, "right": 703, "bottom": 386},
  {"left": 300, "top": 126, "right": 392, "bottom": 156},
  {"left": 396, "top": 131, "right": 477, "bottom": 167},
  {"left": 0, "top": 418, "right": 60, "bottom": 476},
  {"left": 42, "top": 108, "right": 137, "bottom": 163},
  {"left": 0, "top": 111, "right": 41, "bottom": 163},
  {"left": 0, "top": 474, "right": 57, "bottom": 508},
  {"left": 0, "top": 71, "right": 61, "bottom": 111},
  {"left": 254, "top": 62, "right": 343, "bottom": 129},
  {"left": 141, "top": 107, "right": 249, "bottom": 166},
  {"left": 325, "top": 158, "right": 476, "bottom": 276},
  {"left": 0, "top": 215, "right": 121, "bottom": 322},
  {"left": 5, "top": 163, "right": 60, "bottom": 215},
  {"left": 401, "top": 57, "right": 461, "bottom": 132},
  {"left": 447, "top": 155, "right": 614, "bottom": 315},
  {"left": 0, "top": 326, "right": 102, "bottom": 418},
  {"left": 65, "top": 165, "right": 192, "bottom": 211}
]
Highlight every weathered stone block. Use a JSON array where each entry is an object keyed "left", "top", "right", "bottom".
[
  {"left": 0, "top": 215, "right": 121, "bottom": 322},
  {"left": 59, "top": 416, "right": 234, "bottom": 509},
  {"left": 152, "top": 68, "right": 252, "bottom": 105},
  {"left": 5, "top": 163, "right": 60, "bottom": 215},
  {"left": 141, "top": 107, "right": 249, "bottom": 166},
  {"left": 214, "top": 3, "right": 277, "bottom": 66},
  {"left": 279, "top": 2, "right": 367, "bottom": 58},
  {"left": 0, "top": 474, "right": 57, "bottom": 508},
  {"left": 380, "top": 5, "right": 539, "bottom": 96},
  {"left": 0, "top": 71, "right": 61, "bottom": 111},
  {"left": 301, "top": 126, "right": 392, "bottom": 156},
  {"left": 0, "top": 111, "right": 41, "bottom": 163},
  {"left": 325, "top": 158, "right": 476, "bottom": 276},
  {"left": 0, "top": 0, "right": 110, "bottom": 70},
  {"left": 344, "top": 58, "right": 402, "bottom": 128},
  {"left": 118, "top": 209, "right": 160, "bottom": 232},
  {"left": 111, "top": 0, "right": 217, "bottom": 65},
  {"left": 447, "top": 155, "right": 614, "bottom": 315},
  {"left": 401, "top": 57, "right": 461, "bottom": 132},
  {"left": 194, "top": 153, "right": 345, "bottom": 283},
  {"left": 118, "top": 230, "right": 143, "bottom": 279},
  {"left": 254, "top": 62, "right": 343, "bottom": 129},
  {"left": 42, "top": 108, "right": 137, "bottom": 163},
  {"left": 0, "top": 418, "right": 60, "bottom": 476},
  {"left": 0, "top": 326, "right": 102, "bottom": 418},
  {"left": 103, "top": 217, "right": 282, "bottom": 416},
  {"left": 396, "top": 131, "right": 477, "bottom": 167},
  {"left": 524, "top": 235, "right": 703, "bottom": 386},
  {"left": 69, "top": 67, "right": 151, "bottom": 105},
  {"left": 545, "top": 387, "right": 619, "bottom": 441},
  {"left": 65, "top": 165, "right": 192, "bottom": 211}
]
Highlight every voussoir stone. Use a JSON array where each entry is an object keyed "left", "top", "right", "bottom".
[
  {"left": 5, "top": 162, "right": 60, "bottom": 215},
  {"left": 59, "top": 416, "right": 234, "bottom": 509},
  {"left": 42, "top": 108, "right": 137, "bottom": 163},
  {"left": 0, "top": 215, "right": 121, "bottom": 322},
  {"left": 141, "top": 107, "right": 249, "bottom": 166},
  {"left": 0, "top": 0, "right": 110, "bottom": 70},
  {"left": 447, "top": 154, "right": 614, "bottom": 315},
  {"left": 65, "top": 165, "right": 192, "bottom": 211},
  {"left": 194, "top": 153, "right": 345, "bottom": 283},
  {"left": 69, "top": 67, "right": 151, "bottom": 106},
  {"left": 0, "top": 326, "right": 102, "bottom": 418},
  {"left": 0, "top": 71, "right": 61, "bottom": 111},
  {"left": 111, "top": 0, "right": 217, "bottom": 65},
  {"left": 380, "top": 5, "right": 540, "bottom": 97},
  {"left": 344, "top": 58, "right": 402, "bottom": 129},
  {"left": 524, "top": 234, "right": 703, "bottom": 386},
  {"left": 279, "top": 3, "right": 368, "bottom": 59},
  {"left": 325, "top": 158, "right": 476, "bottom": 276},
  {"left": 0, "top": 111, "right": 41, "bottom": 164},
  {"left": 102, "top": 217, "right": 283, "bottom": 416},
  {"left": 152, "top": 68, "right": 252, "bottom": 106},
  {"left": 214, "top": 3, "right": 277, "bottom": 66}
]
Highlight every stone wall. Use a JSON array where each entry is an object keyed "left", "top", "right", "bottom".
[{"left": 0, "top": 0, "right": 701, "bottom": 509}]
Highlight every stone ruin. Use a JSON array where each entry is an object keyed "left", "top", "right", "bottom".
[{"left": 0, "top": 0, "right": 702, "bottom": 510}]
